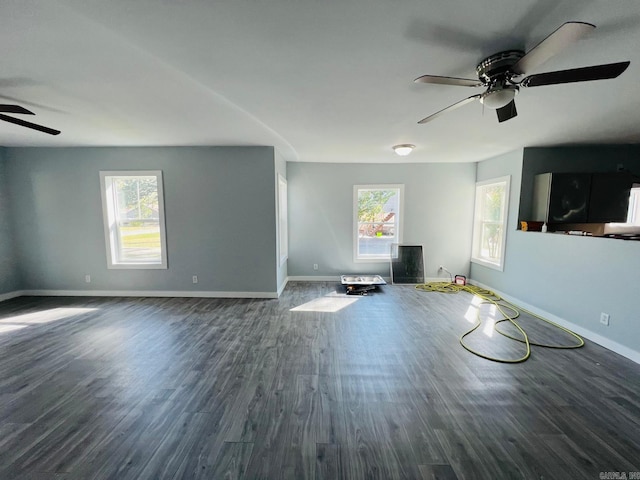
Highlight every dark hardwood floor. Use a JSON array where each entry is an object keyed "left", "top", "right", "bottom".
[{"left": 0, "top": 282, "right": 638, "bottom": 479}]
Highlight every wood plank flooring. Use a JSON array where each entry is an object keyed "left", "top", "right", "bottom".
[{"left": 0, "top": 282, "right": 639, "bottom": 479}]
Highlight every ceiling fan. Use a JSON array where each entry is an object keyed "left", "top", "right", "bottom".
[
  {"left": 0, "top": 104, "right": 60, "bottom": 135},
  {"left": 414, "top": 22, "right": 630, "bottom": 124}
]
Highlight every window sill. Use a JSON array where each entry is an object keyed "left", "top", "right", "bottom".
[
  {"left": 107, "top": 263, "right": 167, "bottom": 270},
  {"left": 354, "top": 256, "right": 391, "bottom": 263},
  {"left": 471, "top": 257, "right": 504, "bottom": 272}
]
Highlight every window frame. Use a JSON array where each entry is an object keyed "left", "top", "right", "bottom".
[
  {"left": 99, "top": 170, "right": 168, "bottom": 269},
  {"left": 624, "top": 186, "right": 640, "bottom": 225},
  {"left": 608, "top": 186, "right": 640, "bottom": 228},
  {"left": 471, "top": 175, "right": 510, "bottom": 271},
  {"left": 353, "top": 184, "right": 404, "bottom": 263}
]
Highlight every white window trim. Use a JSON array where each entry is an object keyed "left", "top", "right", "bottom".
[
  {"left": 609, "top": 186, "right": 640, "bottom": 227},
  {"left": 277, "top": 174, "right": 288, "bottom": 266},
  {"left": 471, "top": 175, "right": 510, "bottom": 272},
  {"left": 100, "top": 170, "right": 168, "bottom": 269},
  {"left": 353, "top": 184, "right": 404, "bottom": 263}
]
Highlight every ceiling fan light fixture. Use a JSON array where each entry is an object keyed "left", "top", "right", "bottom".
[
  {"left": 480, "top": 86, "right": 518, "bottom": 109},
  {"left": 392, "top": 144, "right": 415, "bottom": 156}
]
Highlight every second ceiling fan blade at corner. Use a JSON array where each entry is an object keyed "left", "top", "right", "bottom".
[
  {"left": 521, "top": 61, "right": 630, "bottom": 87},
  {"left": 511, "top": 21, "right": 596, "bottom": 75},
  {"left": 0, "top": 104, "right": 35, "bottom": 115},
  {"left": 418, "top": 94, "right": 481, "bottom": 124},
  {"left": 0, "top": 113, "right": 61, "bottom": 135}
]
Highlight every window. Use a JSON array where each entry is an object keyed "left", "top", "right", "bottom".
[
  {"left": 622, "top": 186, "right": 640, "bottom": 226},
  {"left": 354, "top": 184, "right": 403, "bottom": 261},
  {"left": 100, "top": 171, "right": 168, "bottom": 269},
  {"left": 471, "top": 176, "right": 510, "bottom": 271},
  {"left": 278, "top": 174, "right": 288, "bottom": 265},
  {"left": 623, "top": 186, "right": 640, "bottom": 225},
  {"left": 608, "top": 186, "right": 640, "bottom": 227}
]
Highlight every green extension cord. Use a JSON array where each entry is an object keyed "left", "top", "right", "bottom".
[{"left": 415, "top": 282, "right": 585, "bottom": 363}]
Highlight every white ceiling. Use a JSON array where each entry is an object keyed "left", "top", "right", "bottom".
[{"left": 1, "top": 0, "right": 639, "bottom": 163}]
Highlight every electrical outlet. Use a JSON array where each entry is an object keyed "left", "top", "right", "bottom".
[
  {"left": 192, "top": 275, "right": 198, "bottom": 284},
  {"left": 84, "top": 274, "right": 91, "bottom": 283},
  {"left": 600, "top": 312, "right": 610, "bottom": 326},
  {"left": 438, "top": 265, "right": 444, "bottom": 273},
  {"left": 313, "top": 264, "right": 318, "bottom": 271}
]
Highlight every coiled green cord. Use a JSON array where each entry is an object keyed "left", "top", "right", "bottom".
[{"left": 415, "top": 282, "right": 584, "bottom": 363}]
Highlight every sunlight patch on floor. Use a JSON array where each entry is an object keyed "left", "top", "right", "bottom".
[
  {"left": 464, "top": 294, "right": 484, "bottom": 322},
  {"left": 465, "top": 298, "right": 499, "bottom": 337},
  {"left": 0, "top": 324, "right": 28, "bottom": 334},
  {"left": 0, "top": 308, "right": 97, "bottom": 335},
  {"left": 291, "top": 292, "right": 360, "bottom": 313},
  {"left": 482, "top": 317, "right": 495, "bottom": 337}
]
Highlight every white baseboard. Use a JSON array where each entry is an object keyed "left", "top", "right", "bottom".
[
  {"left": 19, "top": 289, "right": 279, "bottom": 299},
  {"left": 0, "top": 290, "right": 24, "bottom": 303},
  {"left": 287, "top": 276, "right": 341, "bottom": 282},
  {"left": 470, "top": 279, "right": 640, "bottom": 365},
  {"left": 288, "top": 276, "right": 400, "bottom": 283},
  {"left": 286, "top": 276, "right": 444, "bottom": 284},
  {"left": 277, "top": 277, "right": 289, "bottom": 297}
]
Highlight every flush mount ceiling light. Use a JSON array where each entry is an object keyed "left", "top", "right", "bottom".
[{"left": 392, "top": 144, "right": 415, "bottom": 156}]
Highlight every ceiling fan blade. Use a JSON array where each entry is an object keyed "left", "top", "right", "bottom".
[
  {"left": 0, "top": 104, "right": 35, "bottom": 115},
  {"left": 418, "top": 94, "right": 481, "bottom": 124},
  {"left": 0, "top": 114, "right": 60, "bottom": 135},
  {"left": 511, "top": 21, "right": 595, "bottom": 75},
  {"left": 521, "top": 61, "right": 630, "bottom": 87},
  {"left": 414, "top": 74, "right": 482, "bottom": 87},
  {"left": 496, "top": 100, "right": 517, "bottom": 123}
]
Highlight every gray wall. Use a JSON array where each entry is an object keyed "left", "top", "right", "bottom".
[
  {"left": 6, "top": 146, "right": 280, "bottom": 294},
  {"left": 471, "top": 148, "right": 640, "bottom": 355},
  {"left": 0, "top": 149, "right": 20, "bottom": 295},
  {"left": 287, "top": 162, "right": 476, "bottom": 278}
]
